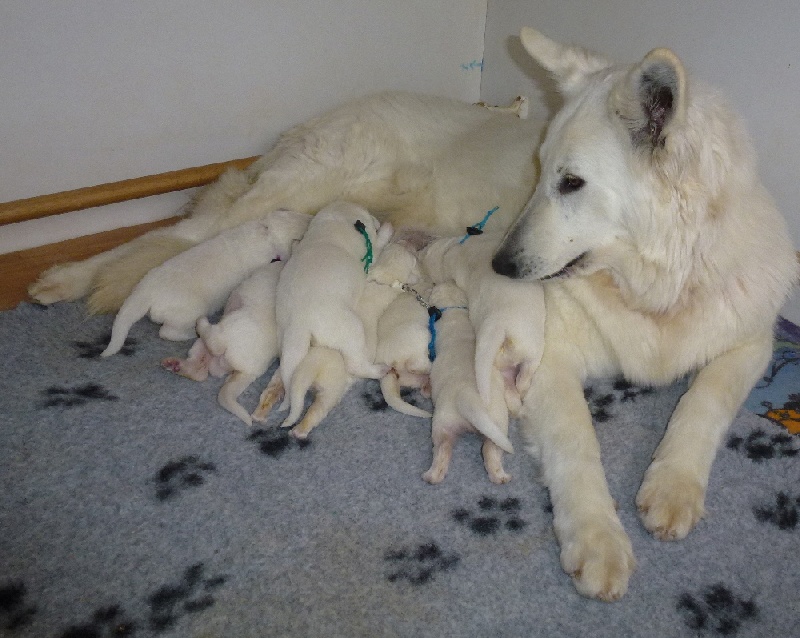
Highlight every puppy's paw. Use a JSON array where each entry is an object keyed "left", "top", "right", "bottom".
[
  {"left": 636, "top": 461, "right": 705, "bottom": 541},
  {"left": 560, "top": 519, "right": 635, "bottom": 602},
  {"left": 29, "top": 262, "right": 92, "bottom": 304},
  {"left": 422, "top": 468, "right": 445, "bottom": 484}
]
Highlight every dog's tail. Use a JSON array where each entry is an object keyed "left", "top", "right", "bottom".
[
  {"left": 281, "top": 347, "right": 350, "bottom": 431},
  {"left": 100, "top": 288, "right": 151, "bottom": 357},
  {"left": 218, "top": 371, "right": 259, "bottom": 426},
  {"left": 455, "top": 389, "right": 514, "bottom": 454},
  {"left": 380, "top": 371, "right": 432, "bottom": 418},
  {"left": 474, "top": 324, "right": 507, "bottom": 406}
]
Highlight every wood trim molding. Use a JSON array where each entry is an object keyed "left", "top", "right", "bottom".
[{"left": 0, "top": 155, "right": 259, "bottom": 226}]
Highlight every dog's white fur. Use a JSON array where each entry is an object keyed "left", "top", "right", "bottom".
[
  {"left": 488, "top": 28, "right": 798, "bottom": 600},
  {"left": 100, "top": 209, "right": 311, "bottom": 357},
  {"left": 423, "top": 282, "right": 514, "bottom": 485},
  {"left": 376, "top": 279, "right": 433, "bottom": 419},
  {"left": 27, "top": 28, "right": 797, "bottom": 602},
  {"left": 275, "top": 201, "right": 393, "bottom": 397},
  {"left": 421, "top": 231, "right": 545, "bottom": 410}
]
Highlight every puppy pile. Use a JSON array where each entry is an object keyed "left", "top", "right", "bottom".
[{"left": 101, "top": 201, "right": 544, "bottom": 484}]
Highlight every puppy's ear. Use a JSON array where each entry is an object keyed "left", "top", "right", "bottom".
[
  {"left": 610, "top": 48, "right": 687, "bottom": 151},
  {"left": 520, "top": 27, "right": 611, "bottom": 95}
]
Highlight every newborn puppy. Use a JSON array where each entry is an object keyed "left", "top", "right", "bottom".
[
  {"left": 420, "top": 231, "right": 545, "bottom": 409},
  {"left": 423, "top": 282, "right": 514, "bottom": 485},
  {"left": 101, "top": 209, "right": 312, "bottom": 356},
  {"left": 375, "top": 280, "right": 433, "bottom": 418},
  {"left": 275, "top": 201, "right": 393, "bottom": 395}
]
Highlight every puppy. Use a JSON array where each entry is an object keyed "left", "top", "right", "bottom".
[
  {"left": 275, "top": 201, "right": 393, "bottom": 395},
  {"left": 101, "top": 209, "right": 311, "bottom": 357},
  {"left": 423, "top": 282, "right": 514, "bottom": 485},
  {"left": 375, "top": 280, "right": 433, "bottom": 419},
  {"left": 197, "top": 261, "right": 284, "bottom": 425},
  {"left": 421, "top": 231, "right": 545, "bottom": 409}
]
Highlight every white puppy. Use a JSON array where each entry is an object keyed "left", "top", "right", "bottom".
[
  {"left": 101, "top": 209, "right": 312, "bottom": 357},
  {"left": 421, "top": 231, "right": 545, "bottom": 410},
  {"left": 423, "top": 282, "right": 514, "bottom": 485},
  {"left": 375, "top": 280, "right": 433, "bottom": 419},
  {"left": 275, "top": 201, "right": 393, "bottom": 395}
]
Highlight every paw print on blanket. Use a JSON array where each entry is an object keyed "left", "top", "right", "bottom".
[
  {"left": 0, "top": 581, "right": 37, "bottom": 632},
  {"left": 753, "top": 491, "right": 800, "bottom": 530},
  {"left": 584, "top": 378, "right": 654, "bottom": 423},
  {"left": 154, "top": 456, "right": 217, "bottom": 501},
  {"left": 73, "top": 333, "right": 137, "bottom": 359},
  {"left": 247, "top": 428, "right": 311, "bottom": 458},
  {"left": 677, "top": 583, "right": 758, "bottom": 635},
  {"left": 59, "top": 605, "right": 136, "bottom": 638},
  {"left": 384, "top": 542, "right": 460, "bottom": 585},
  {"left": 147, "top": 563, "right": 227, "bottom": 633},
  {"left": 41, "top": 383, "right": 118, "bottom": 408},
  {"left": 451, "top": 496, "right": 527, "bottom": 536},
  {"left": 726, "top": 427, "right": 799, "bottom": 462}
]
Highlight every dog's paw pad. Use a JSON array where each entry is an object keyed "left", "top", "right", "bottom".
[
  {"left": 677, "top": 583, "right": 758, "bottom": 634},
  {"left": 154, "top": 456, "right": 217, "bottom": 501},
  {"left": 451, "top": 496, "right": 527, "bottom": 536},
  {"left": 384, "top": 542, "right": 460, "bottom": 585}
]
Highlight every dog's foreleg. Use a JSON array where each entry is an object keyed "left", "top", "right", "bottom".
[
  {"left": 520, "top": 351, "right": 635, "bottom": 602},
  {"left": 251, "top": 369, "right": 284, "bottom": 422},
  {"left": 218, "top": 371, "right": 258, "bottom": 426},
  {"left": 636, "top": 332, "right": 773, "bottom": 541}
]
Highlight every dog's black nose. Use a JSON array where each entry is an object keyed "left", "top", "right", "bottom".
[{"left": 492, "top": 251, "right": 519, "bottom": 278}]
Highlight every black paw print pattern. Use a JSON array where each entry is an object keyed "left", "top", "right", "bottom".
[
  {"left": 753, "top": 491, "right": 799, "bottom": 530},
  {"left": 361, "top": 379, "right": 425, "bottom": 412},
  {"left": 0, "top": 581, "right": 36, "bottom": 632},
  {"left": 59, "top": 605, "right": 136, "bottom": 638},
  {"left": 726, "top": 428, "right": 799, "bottom": 462},
  {"left": 147, "top": 563, "right": 227, "bottom": 633},
  {"left": 247, "top": 428, "right": 311, "bottom": 458},
  {"left": 584, "top": 378, "right": 654, "bottom": 423},
  {"left": 452, "top": 496, "right": 527, "bottom": 536},
  {"left": 41, "top": 383, "right": 118, "bottom": 408},
  {"left": 677, "top": 583, "right": 758, "bottom": 635},
  {"left": 73, "top": 334, "right": 137, "bottom": 358},
  {"left": 154, "top": 456, "right": 217, "bottom": 501},
  {"left": 384, "top": 542, "right": 460, "bottom": 585}
]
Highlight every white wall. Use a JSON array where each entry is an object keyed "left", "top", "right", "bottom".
[
  {"left": 0, "top": 0, "right": 487, "bottom": 252},
  {"left": 481, "top": 0, "right": 800, "bottom": 323}
]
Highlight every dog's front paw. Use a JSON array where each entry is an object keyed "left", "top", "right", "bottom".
[
  {"left": 29, "top": 262, "right": 92, "bottom": 304},
  {"left": 636, "top": 461, "right": 705, "bottom": 541},
  {"left": 559, "top": 519, "right": 635, "bottom": 602}
]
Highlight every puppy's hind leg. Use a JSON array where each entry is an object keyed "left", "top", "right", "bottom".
[
  {"left": 218, "top": 371, "right": 259, "bottom": 426},
  {"left": 422, "top": 427, "right": 456, "bottom": 484},
  {"left": 482, "top": 440, "right": 511, "bottom": 484},
  {"left": 333, "top": 311, "right": 388, "bottom": 380},
  {"left": 251, "top": 369, "right": 285, "bottom": 422},
  {"left": 291, "top": 356, "right": 352, "bottom": 440}
]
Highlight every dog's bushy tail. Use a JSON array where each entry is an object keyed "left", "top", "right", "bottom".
[
  {"left": 100, "top": 288, "right": 151, "bottom": 357},
  {"left": 380, "top": 372, "right": 431, "bottom": 418},
  {"left": 455, "top": 389, "right": 513, "bottom": 454}
]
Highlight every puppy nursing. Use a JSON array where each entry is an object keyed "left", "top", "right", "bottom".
[
  {"left": 423, "top": 282, "right": 514, "bottom": 485},
  {"left": 101, "top": 209, "right": 311, "bottom": 357}
]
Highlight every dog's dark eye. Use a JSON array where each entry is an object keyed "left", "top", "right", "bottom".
[{"left": 558, "top": 174, "right": 586, "bottom": 195}]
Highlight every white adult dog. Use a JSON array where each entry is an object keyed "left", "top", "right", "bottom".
[
  {"left": 490, "top": 29, "right": 797, "bottom": 600},
  {"left": 100, "top": 209, "right": 311, "bottom": 356},
  {"left": 28, "top": 28, "right": 796, "bottom": 601}
]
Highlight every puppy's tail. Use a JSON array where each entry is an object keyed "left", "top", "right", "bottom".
[
  {"left": 100, "top": 288, "right": 150, "bottom": 357},
  {"left": 380, "top": 371, "right": 431, "bottom": 418},
  {"left": 456, "top": 389, "right": 514, "bottom": 454},
  {"left": 218, "top": 371, "right": 258, "bottom": 426},
  {"left": 281, "top": 347, "right": 350, "bottom": 430},
  {"left": 474, "top": 324, "right": 506, "bottom": 405},
  {"left": 196, "top": 317, "right": 226, "bottom": 357}
]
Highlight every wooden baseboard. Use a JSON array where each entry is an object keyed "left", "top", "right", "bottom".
[{"left": 0, "top": 216, "right": 180, "bottom": 311}]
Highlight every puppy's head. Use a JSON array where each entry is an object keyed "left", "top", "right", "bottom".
[
  {"left": 261, "top": 208, "right": 313, "bottom": 261},
  {"left": 368, "top": 243, "right": 420, "bottom": 286},
  {"left": 429, "top": 281, "right": 467, "bottom": 309},
  {"left": 493, "top": 28, "right": 688, "bottom": 285}
]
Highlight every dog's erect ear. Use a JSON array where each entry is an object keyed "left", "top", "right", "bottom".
[
  {"left": 520, "top": 27, "right": 611, "bottom": 95},
  {"left": 610, "top": 48, "right": 687, "bottom": 150}
]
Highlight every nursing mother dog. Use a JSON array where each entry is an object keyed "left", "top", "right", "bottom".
[{"left": 29, "top": 29, "right": 796, "bottom": 601}]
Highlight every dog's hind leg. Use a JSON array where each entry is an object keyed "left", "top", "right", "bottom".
[
  {"left": 482, "top": 440, "right": 511, "bottom": 484},
  {"left": 290, "top": 354, "right": 351, "bottom": 440},
  {"left": 218, "top": 371, "right": 258, "bottom": 426},
  {"left": 422, "top": 425, "right": 456, "bottom": 484},
  {"left": 251, "top": 369, "right": 285, "bottom": 422}
]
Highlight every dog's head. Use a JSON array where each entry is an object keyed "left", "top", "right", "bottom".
[
  {"left": 260, "top": 208, "right": 313, "bottom": 261},
  {"left": 368, "top": 243, "right": 421, "bottom": 286},
  {"left": 493, "top": 28, "right": 692, "bottom": 298}
]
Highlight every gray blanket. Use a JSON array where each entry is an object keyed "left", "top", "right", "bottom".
[{"left": 1, "top": 301, "right": 798, "bottom": 637}]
